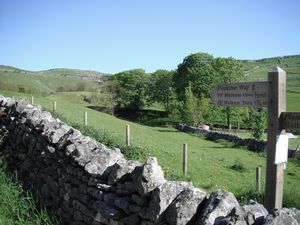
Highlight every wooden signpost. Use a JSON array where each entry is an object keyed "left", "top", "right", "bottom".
[{"left": 211, "top": 67, "right": 299, "bottom": 211}]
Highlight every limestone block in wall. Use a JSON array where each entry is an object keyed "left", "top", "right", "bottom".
[
  {"left": 131, "top": 194, "right": 148, "bottom": 207},
  {"left": 57, "top": 128, "right": 82, "bottom": 150},
  {"left": 84, "top": 147, "right": 124, "bottom": 177},
  {"left": 242, "top": 200, "right": 268, "bottom": 225},
  {"left": 140, "top": 220, "right": 157, "bottom": 225},
  {"left": 128, "top": 204, "right": 143, "bottom": 214},
  {"left": 43, "top": 122, "right": 71, "bottom": 144},
  {"left": 93, "top": 211, "right": 110, "bottom": 224},
  {"left": 114, "top": 196, "right": 131, "bottom": 215},
  {"left": 93, "top": 201, "right": 125, "bottom": 220},
  {"left": 139, "top": 181, "right": 193, "bottom": 223},
  {"left": 132, "top": 157, "right": 166, "bottom": 196},
  {"left": 264, "top": 208, "right": 300, "bottom": 225},
  {"left": 107, "top": 159, "right": 142, "bottom": 185},
  {"left": 108, "top": 219, "right": 125, "bottom": 225},
  {"left": 121, "top": 214, "right": 141, "bottom": 225},
  {"left": 87, "top": 187, "right": 104, "bottom": 200},
  {"left": 64, "top": 135, "right": 122, "bottom": 169},
  {"left": 194, "top": 189, "right": 240, "bottom": 225},
  {"left": 0, "top": 96, "right": 15, "bottom": 108},
  {"left": 165, "top": 187, "right": 207, "bottom": 225},
  {"left": 104, "top": 193, "right": 120, "bottom": 206}
]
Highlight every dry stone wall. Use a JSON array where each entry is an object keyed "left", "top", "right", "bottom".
[
  {"left": 175, "top": 124, "right": 267, "bottom": 152},
  {"left": 176, "top": 124, "right": 300, "bottom": 160},
  {"left": 0, "top": 96, "right": 299, "bottom": 225}
]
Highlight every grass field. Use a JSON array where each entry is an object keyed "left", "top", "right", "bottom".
[
  {"left": 0, "top": 147, "right": 58, "bottom": 225},
  {"left": 1, "top": 90, "right": 299, "bottom": 209}
]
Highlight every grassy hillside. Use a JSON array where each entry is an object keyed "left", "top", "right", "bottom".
[
  {"left": 241, "top": 55, "right": 300, "bottom": 111},
  {"left": 0, "top": 65, "right": 110, "bottom": 95}
]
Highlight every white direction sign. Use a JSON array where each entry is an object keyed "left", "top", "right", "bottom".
[
  {"left": 274, "top": 134, "right": 289, "bottom": 164},
  {"left": 211, "top": 81, "right": 268, "bottom": 107}
]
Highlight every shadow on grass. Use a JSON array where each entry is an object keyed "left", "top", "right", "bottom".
[
  {"left": 156, "top": 129, "right": 180, "bottom": 133},
  {"left": 87, "top": 105, "right": 178, "bottom": 128}
]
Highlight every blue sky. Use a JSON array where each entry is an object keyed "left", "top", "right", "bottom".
[{"left": 0, "top": 0, "right": 299, "bottom": 74}]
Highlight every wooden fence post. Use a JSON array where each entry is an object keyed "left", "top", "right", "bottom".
[
  {"left": 53, "top": 101, "right": 57, "bottom": 112},
  {"left": 265, "top": 67, "right": 286, "bottom": 210},
  {"left": 256, "top": 166, "right": 261, "bottom": 192},
  {"left": 31, "top": 96, "right": 34, "bottom": 105},
  {"left": 183, "top": 143, "right": 188, "bottom": 176},
  {"left": 126, "top": 125, "right": 130, "bottom": 146},
  {"left": 84, "top": 111, "right": 88, "bottom": 126},
  {"left": 12, "top": 96, "right": 15, "bottom": 101}
]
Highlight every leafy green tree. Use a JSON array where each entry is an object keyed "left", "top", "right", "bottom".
[
  {"left": 213, "top": 57, "right": 244, "bottom": 129},
  {"left": 148, "top": 70, "right": 174, "bottom": 112},
  {"left": 249, "top": 108, "right": 267, "bottom": 140},
  {"left": 112, "top": 69, "right": 149, "bottom": 110},
  {"left": 231, "top": 107, "right": 249, "bottom": 130},
  {"left": 173, "top": 52, "right": 216, "bottom": 100},
  {"left": 214, "top": 57, "right": 244, "bottom": 84},
  {"left": 180, "top": 85, "right": 209, "bottom": 126}
]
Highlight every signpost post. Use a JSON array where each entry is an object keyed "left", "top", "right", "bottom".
[
  {"left": 265, "top": 67, "right": 286, "bottom": 210},
  {"left": 210, "top": 67, "right": 299, "bottom": 211}
]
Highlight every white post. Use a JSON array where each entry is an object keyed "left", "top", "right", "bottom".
[
  {"left": 84, "top": 111, "right": 88, "bottom": 126},
  {"left": 126, "top": 124, "right": 130, "bottom": 146},
  {"left": 31, "top": 96, "right": 34, "bottom": 104},
  {"left": 53, "top": 101, "right": 57, "bottom": 112},
  {"left": 183, "top": 143, "right": 188, "bottom": 176},
  {"left": 256, "top": 166, "right": 261, "bottom": 192}
]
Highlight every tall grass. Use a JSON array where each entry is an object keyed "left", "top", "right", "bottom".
[{"left": 0, "top": 156, "right": 59, "bottom": 225}]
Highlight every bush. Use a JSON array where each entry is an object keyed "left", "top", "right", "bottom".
[
  {"left": 230, "top": 159, "right": 248, "bottom": 172},
  {"left": 17, "top": 84, "right": 25, "bottom": 93}
]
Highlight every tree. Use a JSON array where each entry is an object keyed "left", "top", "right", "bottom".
[
  {"left": 148, "top": 70, "right": 174, "bottom": 112},
  {"left": 249, "top": 108, "right": 267, "bottom": 140},
  {"left": 213, "top": 57, "right": 244, "bottom": 129},
  {"left": 173, "top": 52, "right": 217, "bottom": 100},
  {"left": 180, "top": 84, "right": 209, "bottom": 126},
  {"left": 112, "top": 69, "right": 149, "bottom": 110}
]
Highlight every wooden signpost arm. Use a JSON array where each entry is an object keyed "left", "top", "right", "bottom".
[{"left": 265, "top": 67, "right": 286, "bottom": 211}]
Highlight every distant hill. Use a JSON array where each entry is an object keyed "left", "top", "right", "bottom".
[
  {"left": 240, "top": 55, "right": 300, "bottom": 111},
  {"left": 0, "top": 65, "right": 111, "bottom": 95},
  {"left": 241, "top": 55, "right": 300, "bottom": 85},
  {"left": 0, "top": 65, "right": 111, "bottom": 82}
]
